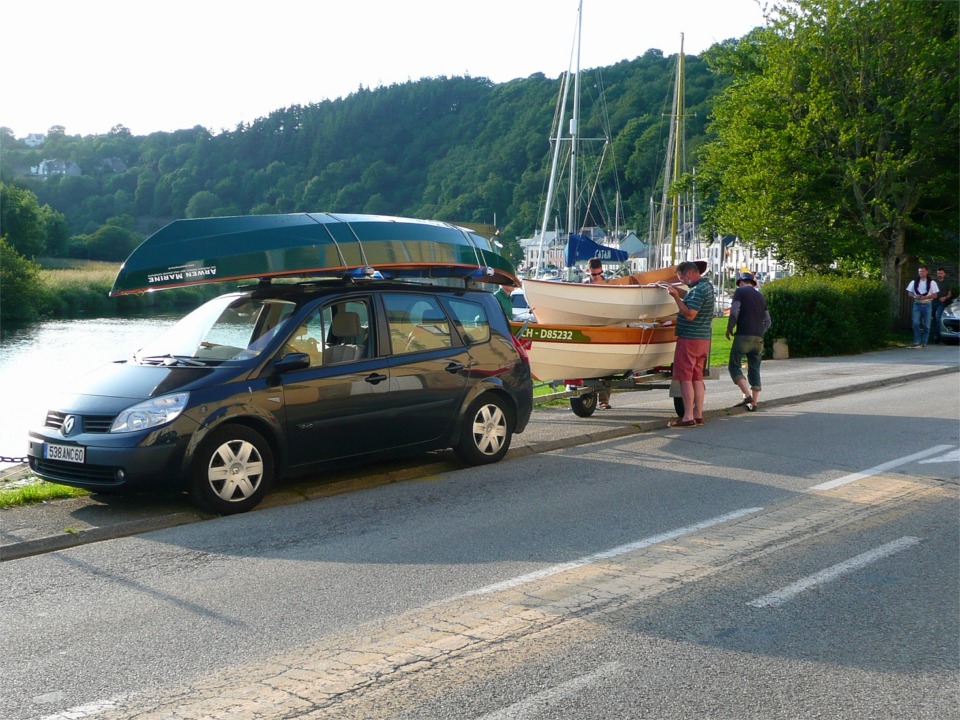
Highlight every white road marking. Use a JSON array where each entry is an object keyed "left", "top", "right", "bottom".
[
  {"left": 475, "top": 661, "right": 623, "bottom": 720},
  {"left": 38, "top": 699, "right": 119, "bottom": 720},
  {"left": 810, "top": 445, "right": 954, "bottom": 490},
  {"left": 918, "top": 448, "right": 960, "bottom": 465},
  {"left": 747, "top": 536, "right": 921, "bottom": 608},
  {"left": 446, "top": 507, "right": 763, "bottom": 603}
]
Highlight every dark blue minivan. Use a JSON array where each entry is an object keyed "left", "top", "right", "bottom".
[{"left": 28, "top": 279, "right": 533, "bottom": 514}]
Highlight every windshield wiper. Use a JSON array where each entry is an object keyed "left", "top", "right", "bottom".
[{"left": 137, "top": 354, "right": 208, "bottom": 367}]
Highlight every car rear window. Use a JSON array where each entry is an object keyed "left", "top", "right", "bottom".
[
  {"left": 446, "top": 298, "right": 490, "bottom": 346},
  {"left": 383, "top": 293, "right": 454, "bottom": 354}
]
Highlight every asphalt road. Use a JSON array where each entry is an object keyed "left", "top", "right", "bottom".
[{"left": 0, "top": 370, "right": 957, "bottom": 720}]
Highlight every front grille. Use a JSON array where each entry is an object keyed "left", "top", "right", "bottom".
[
  {"left": 943, "top": 318, "right": 959, "bottom": 332},
  {"left": 30, "top": 457, "right": 121, "bottom": 485},
  {"left": 45, "top": 411, "right": 116, "bottom": 434}
]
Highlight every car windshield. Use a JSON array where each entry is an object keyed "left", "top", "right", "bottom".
[{"left": 135, "top": 294, "right": 298, "bottom": 365}]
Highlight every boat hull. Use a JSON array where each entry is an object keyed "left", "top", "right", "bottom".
[
  {"left": 511, "top": 321, "right": 677, "bottom": 382},
  {"left": 522, "top": 278, "right": 678, "bottom": 326}
]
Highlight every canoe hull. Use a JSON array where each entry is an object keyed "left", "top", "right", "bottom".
[
  {"left": 111, "top": 213, "right": 519, "bottom": 295},
  {"left": 511, "top": 321, "right": 677, "bottom": 382}
]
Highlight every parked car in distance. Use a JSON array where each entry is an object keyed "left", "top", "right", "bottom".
[
  {"left": 511, "top": 287, "right": 536, "bottom": 322},
  {"left": 28, "top": 279, "right": 534, "bottom": 514},
  {"left": 939, "top": 298, "right": 960, "bottom": 343}
]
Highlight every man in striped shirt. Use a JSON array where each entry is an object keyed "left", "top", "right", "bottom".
[{"left": 664, "top": 261, "right": 715, "bottom": 428}]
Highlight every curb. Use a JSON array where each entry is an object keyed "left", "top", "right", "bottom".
[{"left": 0, "top": 511, "right": 204, "bottom": 562}]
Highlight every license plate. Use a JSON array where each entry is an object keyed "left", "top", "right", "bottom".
[{"left": 44, "top": 443, "right": 85, "bottom": 464}]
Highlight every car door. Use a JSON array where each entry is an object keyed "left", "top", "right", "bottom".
[
  {"left": 381, "top": 292, "right": 472, "bottom": 447},
  {"left": 280, "top": 297, "right": 392, "bottom": 468}
]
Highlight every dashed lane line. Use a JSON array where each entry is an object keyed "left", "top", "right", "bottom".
[
  {"left": 747, "top": 536, "right": 922, "bottom": 608},
  {"left": 810, "top": 445, "right": 954, "bottom": 491}
]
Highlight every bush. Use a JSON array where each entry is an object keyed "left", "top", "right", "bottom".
[
  {"left": 0, "top": 238, "right": 50, "bottom": 323},
  {"left": 763, "top": 275, "right": 892, "bottom": 357}
]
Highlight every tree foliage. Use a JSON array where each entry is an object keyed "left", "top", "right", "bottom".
[
  {"left": 698, "top": 0, "right": 959, "bottom": 317},
  {"left": 0, "top": 236, "right": 48, "bottom": 323}
]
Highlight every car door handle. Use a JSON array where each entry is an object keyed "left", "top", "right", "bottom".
[
  {"left": 444, "top": 362, "right": 466, "bottom": 374},
  {"left": 365, "top": 373, "right": 388, "bottom": 385}
]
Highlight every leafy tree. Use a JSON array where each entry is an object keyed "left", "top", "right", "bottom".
[
  {"left": 1, "top": 182, "right": 49, "bottom": 257},
  {"left": 0, "top": 236, "right": 47, "bottom": 323},
  {"left": 185, "top": 190, "right": 221, "bottom": 218},
  {"left": 69, "top": 224, "right": 140, "bottom": 261},
  {"left": 698, "top": 0, "right": 959, "bottom": 318}
]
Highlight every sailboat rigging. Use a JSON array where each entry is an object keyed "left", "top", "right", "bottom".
[
  {"left": 532, "top": 0, "right": 627, "bottom": 277},
  {"left": 649, "top": 35, "right": 704, "bottom": 268}
]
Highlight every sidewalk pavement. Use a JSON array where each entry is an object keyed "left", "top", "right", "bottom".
[{"left": 2, "top": 344, "right": 957, "bottom": 561}]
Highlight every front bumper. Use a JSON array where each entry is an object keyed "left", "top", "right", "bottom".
[{"left": 27, "top": 429, "right": 191, "bottom": 492}]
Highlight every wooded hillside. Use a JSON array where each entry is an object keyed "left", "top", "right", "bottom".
[{"left": 1, "top": 48, "right": 724, "bottom": 264}]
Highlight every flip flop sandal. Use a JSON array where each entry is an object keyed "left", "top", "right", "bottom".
[
  {"left": 599, "top": 402, "right": 612, "bottom": 410},
  {"left": 668, "top": 419, "right": 697, "bottom": 428}
]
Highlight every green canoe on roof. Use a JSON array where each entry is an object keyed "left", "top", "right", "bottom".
[{"left": 110, "top": 213, "right": 519, "bottom": 296}]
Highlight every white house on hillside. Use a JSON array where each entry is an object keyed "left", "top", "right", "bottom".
[{"left": 31, "top": 160, "right": 82, "bottom": 177}]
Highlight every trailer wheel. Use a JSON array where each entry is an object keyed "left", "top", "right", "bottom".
[
  {"left": 571, "top": 392, "right": 598, "bottom": 417},
  {"left": 673, "top": 396, "right": 684, "bottom": 417}
]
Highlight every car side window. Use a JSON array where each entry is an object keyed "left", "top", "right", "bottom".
[
  {"left": 383, "top": 294, "right": 453, "bottom": 355},
  {"left": 283, "top": 309, "right": 325, "bottom": 366},
  {"left": 321, "top": 300, "right": 372, "bottom": 364},
  {"left": 446, "top": 298, "right": 490, "bottom": 346}
]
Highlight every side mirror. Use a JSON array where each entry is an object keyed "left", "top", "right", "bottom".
[{"left": 274, "top": 352, "right": 311, "bottom": 373}]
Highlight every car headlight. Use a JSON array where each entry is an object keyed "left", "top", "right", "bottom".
[
  {"left": 111, "top": 393, "right": 189, "bottom": 433},
  {"left": 943, "top": 303, "right": 960, "bottom": 319}
]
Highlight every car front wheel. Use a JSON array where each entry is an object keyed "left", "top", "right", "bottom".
[
  {"left": 190, "top": 425, "right": 274, "bottom": 514},
  {"left": 455, "top": 394, "right": 512, "bottom": 465}
]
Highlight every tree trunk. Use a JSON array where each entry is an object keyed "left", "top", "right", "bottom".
[{"left": 881, "top": 225, "right": 908, "bottom": 323}]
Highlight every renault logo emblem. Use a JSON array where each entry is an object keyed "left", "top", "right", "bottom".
[{"left": 62, "top": 416, "right": 76, "bottom": 436}]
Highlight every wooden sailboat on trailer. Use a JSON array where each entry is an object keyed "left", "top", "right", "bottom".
[
  {"left": 513, "top": 1, "right": 692, "bottom": 382},
  {"left": 521, "top": 1, "right": 685, "bottom": 329}
]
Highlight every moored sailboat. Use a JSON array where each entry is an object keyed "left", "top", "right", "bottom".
[{"left": 522, "top": 2, "right": 692, "bottom": 329}]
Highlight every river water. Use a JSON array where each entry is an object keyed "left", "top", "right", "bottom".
[{"left": 0, "top": 317, "right": 178, "bottom": 471}]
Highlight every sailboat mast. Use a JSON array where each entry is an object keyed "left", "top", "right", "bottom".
[
  {"left": 567, "top": 0, "right": 583, "bottom": 238},
  {"left": 534, "top": 69, "right": 572, "bottom": 275},
  {"left": 669, "top": 34, "right": 685, "bottom": 265}
]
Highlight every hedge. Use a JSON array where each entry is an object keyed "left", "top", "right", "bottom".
[{"left": 762, "top": 275, "right": 892, "bottom": 357}]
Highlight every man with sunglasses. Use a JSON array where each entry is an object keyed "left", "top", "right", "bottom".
[{"left": 664, "top": 260, "right": 716, "bottom": 428}]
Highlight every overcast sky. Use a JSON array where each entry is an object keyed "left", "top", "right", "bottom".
[{"left": 6, "top": 0, "right": 767, "bottom": 138}]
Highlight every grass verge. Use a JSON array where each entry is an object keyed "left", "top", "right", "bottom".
[{"left": 0, "top": 478, "right": 88, "bottom": 509}]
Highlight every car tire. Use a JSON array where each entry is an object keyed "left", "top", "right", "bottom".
[
  {"left": 570, "top": 392, "right": 597, "bottom": 417},
  {"left": 455, "top": 394, "right": 513, "bottom": 465},
  {"left": 190, "top": 425, "right": 274, "bottom": 515}
]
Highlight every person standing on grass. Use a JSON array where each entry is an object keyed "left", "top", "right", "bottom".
[
  {"left": 725, "top": 272, "right": 771, "bottom": 412},
  {"left": 664, "top": 260, "right": 715, "bottom": 428},
  {"left": 906, "top": 265, "right": 938, "bottom": 348},
  {"left": 582, "top": 257, "right": 613, "bottom": 409}
]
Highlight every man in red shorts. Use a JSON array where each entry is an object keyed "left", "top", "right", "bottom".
[{"left": 664, "top": 261, "right": 715, "bottom": 428}]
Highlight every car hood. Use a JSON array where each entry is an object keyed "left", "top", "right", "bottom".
[{"left": 51, "top": 362, "right": 239, "bottom": 414}]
